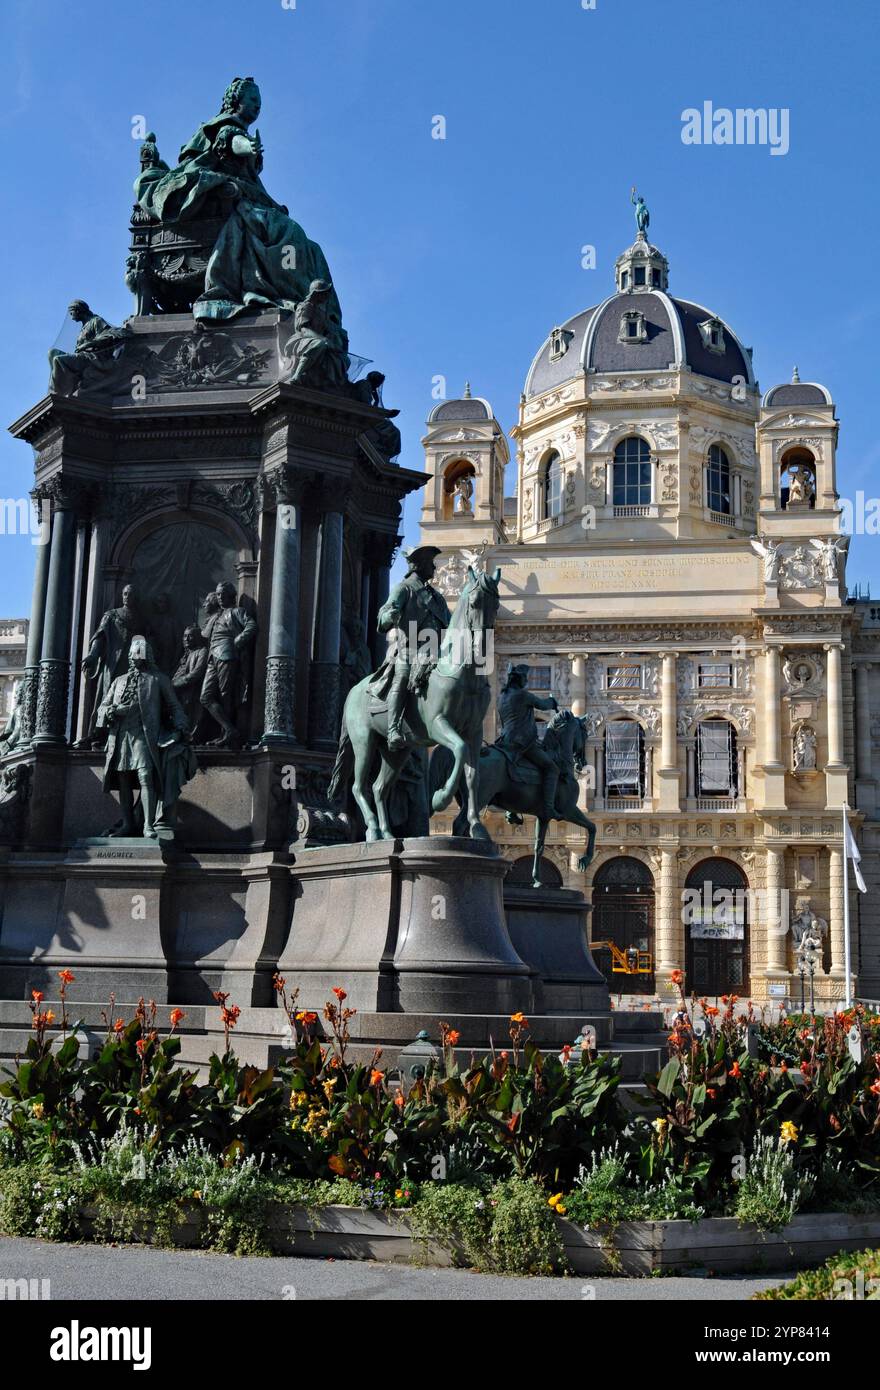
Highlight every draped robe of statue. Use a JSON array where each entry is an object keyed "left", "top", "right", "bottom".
[{"left": 134, "top": 109, "right": 347, "bottom": 356}]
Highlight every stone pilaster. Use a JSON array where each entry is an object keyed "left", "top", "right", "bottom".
[
  {"left": 824, "top": 641, "right": 848, "bottom": 806},
  {"left": 656, "top": 847, "right": 681, "bottom": 977},
  {"left": 828, "top": 845, "right": 846, "bottom": 981},
  {"left": 763, "top": 845, "right": 788, "bottom": 978},
  {"left": 657, "top": 650, "right": 680, "bottom": 811},
  {"left": 758, "top": 644, "right": 786, "bottom": 810},
  {"left": 19, "top": 493, "right": 53, "bottom": 744},
  {"left": 33, "top": 481, "right": 83, "bottom": 747}
]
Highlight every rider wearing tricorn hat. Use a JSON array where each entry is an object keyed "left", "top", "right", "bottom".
[
  {"left": 373, "top": 544, "right": 451, "bottom": 752},
  {"left": 496, "top": 662, "right": 560, "bottom": 821}
]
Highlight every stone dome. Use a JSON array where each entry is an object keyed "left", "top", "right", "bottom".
[
  {"left": 763, "top": 372, "right": 833, "bottom": 408},
  {"left": 524, "top": 233, "right": 755, "bottom": 399},
  {"left": 428, "top": 383, "right": 492, "bottom": 423}
]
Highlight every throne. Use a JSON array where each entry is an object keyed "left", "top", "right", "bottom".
[{"left": 127, "top": 202, "right": 226, "bottom": 316}]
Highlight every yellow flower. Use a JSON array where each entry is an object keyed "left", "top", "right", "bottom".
[
  {"left": 290, "top": 1090, "right": 308, "bottom": 1109},
  {"left": 547, "top": 1192, "right": 564, "bottom": 1208},
  {"left": 192, "top": 1190, "right": 202, "bottom": 1200},
  {"left": 652, "top": 1117, "right": 668, "bottom": 1135},
  {"left": 780, "top": 1120, "right": 799, "bottom": 1145},
  {"left": 395, "top": 1189, "right": 404, "bottom": 1200},
  {"left": 322, "top": 1078, "right": 338, "bottom": 1101},
  {"left": 32, "top": 1102, "right": 45, "bottom": 1119}
]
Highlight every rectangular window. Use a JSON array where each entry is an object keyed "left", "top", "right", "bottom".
[
  {"left": 697, "top": 662, "right": 733, "bottom": 689},
  {"left": 526, "top": 666, "right": 552, "bottom": 692},
  {"left": 634, "top": 266, "right": 646, "bottom": 285},
  {"left": 605, "top": 720, "right": 643, "bottom": 795},
  {"left": 606, "top": 664, "right": 641, "bottom": 690},
  {"left": 697, "top": 721, "right": 735, "bottom": 794}
]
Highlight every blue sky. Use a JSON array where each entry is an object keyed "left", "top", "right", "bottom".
[{"left": 1, "top": 0, "right": 878, "bottom": 612}]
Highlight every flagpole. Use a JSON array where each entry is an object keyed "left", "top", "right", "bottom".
[{"left": 843, "top": 803, "right": 852, "bottom": 1009}]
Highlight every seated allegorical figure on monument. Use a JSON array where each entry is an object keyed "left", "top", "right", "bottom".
[
  {"left": 96, "top": 636, "right": 196, "bottom": 838},
  {"left": 282, "top": 279, "right": 349, "bottom": 391},
  {"left": 199, "top": 581, "right": 258, "bottom": 748},
  {"left": 79, "top": 585, "right": 150, "bottom": 747},
  {"left": 48, "top": 300, "right": 132, "bottom": 397},
  {"left": 346, "top": 371, "right": 402, "bottom": 461},
  {"left": 134, "top": 75, "right": 348, "bottom": 356}
]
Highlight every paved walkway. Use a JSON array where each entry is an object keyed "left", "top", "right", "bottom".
[{"left": 0, "top": 1236, "right": 788, "bottom": 1301}]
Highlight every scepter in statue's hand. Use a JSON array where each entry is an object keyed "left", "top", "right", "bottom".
[{"left": 252, "top": 126, "right": 264, "bottom": 173}]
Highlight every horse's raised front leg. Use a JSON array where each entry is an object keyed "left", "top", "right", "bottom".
[
  {"left": 429, "top": 715, "right": 466, "bottom": 814},
  {"left": 561, "top": 805, "right": 597, "bottom": 873},
  {"left": 463, "top": 732, "right": 490, "bottom": 841},
  {"left": 532, "top": 816, "right": 549, "bottom": 888}
]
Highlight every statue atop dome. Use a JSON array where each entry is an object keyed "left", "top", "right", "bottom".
[{"left": 631, "top": 186, "right": 650, "bottom": 236}]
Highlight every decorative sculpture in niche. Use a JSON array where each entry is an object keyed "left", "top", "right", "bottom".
[
  {"left": 0, "top": 684, "right": 24, "bottom": 757},
  {"left": 133, "top": 75, "right": 348, "bottom": 361},
  {"left": 48, "top": 301, "right": 133, "bottom": 397},
  {"left": 790, "top": 896, "right": 827, "bottom": 958},
  {"left": 97, "top": 636, "right": 196, "bottom": 839},
  {"left": 792, "top": 722, "right": 817, "bottom": 772},
  {"left": 199, "top": 581, "right": 258, "bottom": 748},
  {"left": 79, "top": 585, "right": 148, "bottom": 747},
  {"left": 785, "top": 462, "right": 816, "bottom": 507}
]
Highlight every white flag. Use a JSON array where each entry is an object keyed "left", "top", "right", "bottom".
[{"left": 844, "top": 816, "right": 867, "bottom": 893}]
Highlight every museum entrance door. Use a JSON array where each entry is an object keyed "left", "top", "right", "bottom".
[
  {"left": 685, "top": 858, "right": 750, "bottom": 997},
  {"left": 591, "top": 856, "right": 655, "bottom": 994}
]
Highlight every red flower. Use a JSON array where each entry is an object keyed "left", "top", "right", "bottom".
[
  {"left": 113, "top": 1018, "right": 125, "bottom": 1035},
  {"left": 706, "top": 1087, "right": 718, "bottom": 1100},
  {"left": 446, "top": 1029, "right": 461, "bottom": 1047},
  {"left": 58, "top": 969, "right": 75, "bottom": 985},
  {"left": 136, "top": 1038, "right": 148, "bottom": 1058},
  {"left": 870, "top": 1080, "right": 880, "bottom": 1097},
  {"left": 506, "top": 1114, "right": 519, "bottom": 1133},
  {"left": 670, "top": 970, "right": 683, "bottom": 986},
  {"left": 332, "top": 987, "right": 347, "bottom": 1002},
  {"left": 31, "top": 989, "right": 43, "bottom": 1003},
  {"left": 370, "top": 1069, "right": 383, "bottom": 1087},
  {"left": 728, "top": 1061, "right": 742, "bottom": 1079},
  {"left": 169, "top": 1008, "right": 185, "bottom": 1028}
]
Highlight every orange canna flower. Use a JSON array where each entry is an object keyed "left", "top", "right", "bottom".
[
  {"left": 332, "top": 987, "right": 347, "bottom": 1002},
  {"left": 447, "top": 1029, "right": 461, "bottom": 1047},
  {"left": 394, "top": 1090, "right": 405, "bottom": 1109},
  {"left": 169, "top": 1008, "right": 185, "bottom": 1028},
  {"left": 328, "top": 1154, "right": 348, "bottom": 1176},
  {"left": 113, "top": 1018, "right": 125, "bottom": 1034},
  {"left": 510, "top": 1012, "right": 527, "bottom": 1024},
  {"left": 670, "top": 969, "right": 683, "bottom": 985},
  {"left": 370, "top": 1069, "right": 383, "bottom": 1087},
  {"left": 728, "top": 1060, "right": 742, "bottom": 1079},
  {"left": 58, "top": 969, "right": 75, "bottom": 985},
  {"left": 31, "top": 989, "right": 43, "bottom": 1003}
]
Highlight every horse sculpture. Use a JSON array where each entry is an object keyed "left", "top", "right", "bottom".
[
  {"left": 329, "top": 566, "right": 501, "bottom": 841},
  {"left": 430, "top": 708, "right": 597, "bottom": 887}
]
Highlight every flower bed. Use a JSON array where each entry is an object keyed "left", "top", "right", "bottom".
[{"left": 1, "top": 973, "right": 880, "bottom": 1275}]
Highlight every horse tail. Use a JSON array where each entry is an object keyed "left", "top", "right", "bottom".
[
  {"left": 328, "top": 712, "right": 353, "bottom": 805},
  {"left": 429, "top": 743, "right": 456, "bottom": 800}
]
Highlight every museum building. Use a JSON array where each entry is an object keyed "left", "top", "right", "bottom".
[{"left": 419, "top": 226, "right": 880, "bottom": 1005}]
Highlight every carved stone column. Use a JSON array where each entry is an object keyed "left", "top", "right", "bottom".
[
  {"left": 569, "top": 652, "right": 587, "bottom": 718},
  {"left": 656, "top": 847, "right": 681, "bottom": 977},
  {"left": 309, "top": 506, "right": 345, "bottom": 747},
  {"left": 33, "top": 483, "right": 81, "bottom": 747},
  {"left": 657, "top": 651, "right": 680, "bottom": 811},
  {"left": 262, "top": 468, "right": 305, "bottom": 746},
  {"left": 824, "top": 641, "right": 848, "bottom": 806},
  {"left": 19, "top": 492, "right": 53, "bottom": 744}
]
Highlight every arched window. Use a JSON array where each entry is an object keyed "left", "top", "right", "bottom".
[
  {"left": 696, "top": 718, "right": 737, "bottom": 797},
  {"left": 605, "top": 718, "right": 645, "bottom": 798},
  {"left": 706, "top": 444, "right": 731, "bottom": 515},
  {"left": 612, "top": 436, "right": 651, "bottom": 508},
  {"left": 541, "top": 451, "right": 563, "bottom": 520}
]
